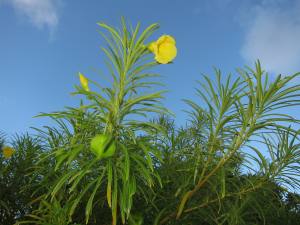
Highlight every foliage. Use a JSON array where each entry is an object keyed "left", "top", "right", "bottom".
[
  {"left": 1, "top": 19, "right": 300, "bottom": 225},
  {"left": 0, "top": 134, "right": 43, "bottom": 225}
]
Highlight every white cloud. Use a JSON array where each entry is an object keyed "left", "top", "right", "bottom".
[
  {"left": 240, "top": 0, "right": 300, "bottom": 75},
  {"left": 6, "top": 0, "right": 60, "bottom": 30}
]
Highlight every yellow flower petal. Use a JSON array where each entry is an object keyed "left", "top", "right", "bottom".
[
  {"left": 155, "top": 42, "right": 177, "bottom": 64},
  {"left": 148, "top": 35, "right": 177, "bottom": 64},
  {"left": 148, "top": 42, "right": 158, "bottom": 54},
  {"left": 157, "top": 35, "right": 176, "bottom": 45},
  {"left": 79, "top": 73, "right": 89, "bottom": 91},
  {"left": 2, "top": 146, "right": 15, "bottom": 159}
]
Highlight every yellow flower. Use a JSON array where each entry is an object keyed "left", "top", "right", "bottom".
[
  {"left": 148, "top": 35, "right": 177, "bottom": 64},
  {"left": 2, "top": 146, "right": 15, "bottom": 159},
  {"left": 79, "top": 73, "right": 89, "bottom": 91}
]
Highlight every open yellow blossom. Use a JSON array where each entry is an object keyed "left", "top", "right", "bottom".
[
  {"left": 148, "top": 35, "right": 177, "bottom": 64},
  {"left": 79, "top": 73, "right": 89, "bottom": 91},
  {"left": 2, "top": 146, "right": 15, "bottom": 159}
]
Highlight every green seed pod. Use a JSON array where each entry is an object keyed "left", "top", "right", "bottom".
[
  {"left": 102, "top": 141, "right": 116, "bottom": 158},
  {"left": 90, "top": 134, "right": 109, "bottom": 158},
  {"left": 90, "top": 134, "right": 116, "bottom": 158}
]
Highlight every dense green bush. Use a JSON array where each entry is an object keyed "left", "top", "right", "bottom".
[
  {"left": 0, "top": 134, "right": 43, "bottom": 224},
  {"left": 1, "top": 19, "right": 300, "bottom": 225}
]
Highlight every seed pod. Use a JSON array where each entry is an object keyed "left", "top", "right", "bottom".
[
  {"left": 102, "top": 141, "right": 116, "bottom": 158},
  {"left": 90, "top": 134, "right": 109, "bottom": 158},
  {"left": 90, "top": 134, "right": 116, "bottom": 158}
]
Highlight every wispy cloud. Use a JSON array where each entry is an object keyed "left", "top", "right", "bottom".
[
  {"left": 240, "top": 0, "right": 300, "bottom": 75},
  {"left": 5, "top": 0, "right": 60, "bottom": 30}
]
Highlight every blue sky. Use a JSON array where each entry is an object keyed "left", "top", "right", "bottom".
[{"left": 1, "top": 0, "right": 300, "bottom": 135}]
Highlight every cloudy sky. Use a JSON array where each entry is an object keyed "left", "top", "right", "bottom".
[{"left": 1, "top": 0, "right": 300, "bottom": 134}]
